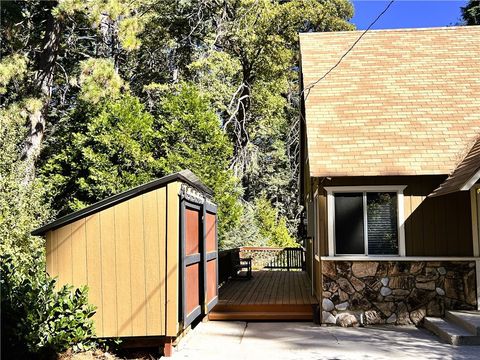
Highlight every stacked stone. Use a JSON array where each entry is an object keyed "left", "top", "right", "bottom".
[{"left": 321, "top": 260, "right": 476, "bottom": 327}]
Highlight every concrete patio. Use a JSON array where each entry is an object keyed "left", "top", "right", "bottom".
[{"left": 172, "top": 321, "right": 479, "bottom": 360}]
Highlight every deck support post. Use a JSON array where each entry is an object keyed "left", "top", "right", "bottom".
[{"left": 162, "top": 337, "right": 174, "bottom": 357}]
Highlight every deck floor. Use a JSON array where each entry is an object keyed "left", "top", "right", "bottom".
[{"left": 218, "top": 270, "right": 317, "bottom": 305}]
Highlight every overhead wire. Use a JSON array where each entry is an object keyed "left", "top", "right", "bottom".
[{"left": 302, "top": 0, "right": 395, "bottom": 101}]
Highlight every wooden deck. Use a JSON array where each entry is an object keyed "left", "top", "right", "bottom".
[{"left": 209, "top": 271, "right": 318, "bottom": 321}]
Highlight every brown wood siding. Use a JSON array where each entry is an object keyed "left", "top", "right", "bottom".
[
  {"left": 315, "top": 176, "right": 473, "bottom": 257},
  {"left": 45, "top": 185, "right": 174, "bottom": 338}
]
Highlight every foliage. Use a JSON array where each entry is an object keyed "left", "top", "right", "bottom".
[
  {"left": 462, "top": 0, "right": 480, "bottom": 25},
  {"left": 148, "top": 82, "right": 243, "bottom": 241},
  {"left": 253, "top": 196, "right": 297, "bottom": 248},
  {"left": 185, "top": 0, "right": 354, "bottom": 235},
  {"left": 78, "top": 58, "right": 126, "bottom": 104},
  {"left": 41, "top": 93, "right": 159, "bottom": 214},
  {"left": 0, "top": 102, "right": 50, "bottom": 264},
  {"left": 221, "top": 202, "right": 268, "bottom": 250},
  {"left": 1, "top": 254, "right": 96, "bottom": 359},
  {"left": 42, "top": 82, "right": 242, "bottom": 244},
  {"left": 0, "top": 53, "right": 28, "bottom": 95}
]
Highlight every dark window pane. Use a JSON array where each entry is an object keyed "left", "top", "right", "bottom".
[
  {"left": 367, "top": 192, "right": 398, "bottom": 255},
  {"left": 334, "top": 193, "right": 364, "bottom": 254}
]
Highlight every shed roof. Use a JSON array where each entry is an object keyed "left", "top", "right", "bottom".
[
  {"left": 32, "top": 170, "right": 212, "bottom": 236},
  {"left": 430, "top": 137, "right": 480, "bottom": 197},
  {"left": 300, "top": 26, "right": 480, "bottom": 177}
]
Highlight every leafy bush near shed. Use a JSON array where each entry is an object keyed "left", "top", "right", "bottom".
[{"left": 1, "top": 254, "right": 97, "bottom": 359}]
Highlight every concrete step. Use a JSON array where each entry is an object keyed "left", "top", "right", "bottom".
[
  {"left": 445, "top": 310, "right": 480, "bottom": 336},
  {"left": 209, "top": 311, "right": 313, "bottom": 321},
  {"left": 209, "top": 303, "right": 314, "bottom": 321},
  {"left": 424, "top": 317, "right": 480, "bottom": 345}
]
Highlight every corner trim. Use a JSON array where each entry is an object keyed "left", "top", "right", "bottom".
[{"left": 461, "top": 169, "right": 480, "bottom": 191}]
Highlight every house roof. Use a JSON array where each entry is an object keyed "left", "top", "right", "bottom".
[
  {"left": 32, "top": 170, "right": 212, "bottom": 236},
  {"left": 300, "top": 26, "right": 480, "bottom": 177},
  {"left": 430, "top": 137, "right": 480, "bottom": 197}
]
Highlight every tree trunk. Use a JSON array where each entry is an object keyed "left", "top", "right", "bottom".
[
  {"left": 22, "top": 7, "right": 62, "bottom": 182},
  {"left": 231, "top": 73, "right": 252, "bottom": 178}
]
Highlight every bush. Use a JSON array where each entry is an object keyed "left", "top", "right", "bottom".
[{"left": 1, "top": 254, "right": 97, "bottom": 359}]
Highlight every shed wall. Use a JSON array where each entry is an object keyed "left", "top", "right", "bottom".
[{"left": 45, "top": 183, "right": 180, "bottom": 338}]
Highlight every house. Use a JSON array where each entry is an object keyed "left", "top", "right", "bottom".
[
  {"left": 299, "top": 26, "right": 480, "bottom": 327},
  {"left": 32, "top": 170, "right": 218, "bottom": 356}
]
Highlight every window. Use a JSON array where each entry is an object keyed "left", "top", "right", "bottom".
[{"left": 326, "top": 186, "right": 406, "bottom": 256}]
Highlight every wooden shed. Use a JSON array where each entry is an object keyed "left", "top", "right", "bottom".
[{"left": 32, "top": 170, "right": 218, "bottom": 355}]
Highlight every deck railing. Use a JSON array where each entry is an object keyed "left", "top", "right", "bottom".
[
  {"left": 218, "top": 248, "right": 241, "bottom": 284},
  {"left": 219, "top": 247, "right": 306, "bottom": 282},
  {"left": 263, "top": 247, "right": 306, "bottom": 271}
]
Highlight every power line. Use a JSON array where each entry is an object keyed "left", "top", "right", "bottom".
[{"left": 302, "top": 0, "right": 395, "bottom": 100}]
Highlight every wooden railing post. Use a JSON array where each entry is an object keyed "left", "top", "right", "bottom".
[{"left": 286, "top": 249, "right": 290, "bottom": 271}]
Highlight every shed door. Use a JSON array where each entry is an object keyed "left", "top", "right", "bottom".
[
  {"left": 204, "top": 203, "right": 218, "bottom": 312},
  {"left": 182, "top": 202, "right": 203, "bottom": 328}
]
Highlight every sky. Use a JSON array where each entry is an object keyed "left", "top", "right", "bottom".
[{"left": 351, "top": 0, "right": 468, "bottom": 30}]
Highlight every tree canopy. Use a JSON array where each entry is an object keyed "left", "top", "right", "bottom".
[
  {"left": 462, "top": 0, "right": 480, "bottom": 25},
  {"left": 1, "top": 0, "right": 355, "bottom": 254}
]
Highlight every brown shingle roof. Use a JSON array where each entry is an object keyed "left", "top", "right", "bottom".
[
  {"left": 300, "top": 26, "right": 480, "bottom": 177},
  {"left": 430, "top": 137, "right": 480, "bottom": 197}
]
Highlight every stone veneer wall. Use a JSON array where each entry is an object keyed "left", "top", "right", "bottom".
[{"left": 322, "top": 260, "right": 477, "bottom": 327}]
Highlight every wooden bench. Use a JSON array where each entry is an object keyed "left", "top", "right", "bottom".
[{"left": 233, "top": 257, "right": 252, "bottom": 280}]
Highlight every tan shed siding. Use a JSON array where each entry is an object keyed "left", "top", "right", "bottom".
[
  {"left": 166, "top": 182, "right": 181, "bottom": 336},
  {"left": 114, "top": 201, "right": 132, "bottom": 337},
  {"left": 143, "top": 191, "right": 162, "bottom": 335},
  {"left": 46, "top": 231, "right": 54, "bottom": 277},
  {"left": 71, "top": 219, "right": 87, "bottom": 287},
  {"left": 100, "top": 206, "right": 117, "bottom": 336},
  {"left": 157, "top": 187, "right": 167, "bottom": 335},
  {"left": 45, "top": 183, "right": 176, "bottom": 339},
  {"left": 128, "top": 195, "right": 147, "bottom": 336},
  {"left": 85, "top": 214, "right": 103, "bottom": 335},
  {"left": 56, "top": 224, "right": 72, "bottom": 286},
  {"left": 318, "top": 176, "right": 473, "bottom": 257}
]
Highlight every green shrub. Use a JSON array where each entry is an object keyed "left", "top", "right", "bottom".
[
  {"left": 254, "top": 196, "right": 298, "bottom": 248},
  {"left": 1, "top": 254, "right": 97, "bottom": 359}
]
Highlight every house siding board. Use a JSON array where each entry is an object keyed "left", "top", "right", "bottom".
[{"left": 315, "top": 176, "right": 473, "bottom": 257}]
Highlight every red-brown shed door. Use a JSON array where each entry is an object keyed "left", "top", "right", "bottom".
[
  {"left": 204, "top": 203, "right": 218, "bottom": 312},
  {"left": 182, "top": 202, "right": 202, "bottom": 327}
]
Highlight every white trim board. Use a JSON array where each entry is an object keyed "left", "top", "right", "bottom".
[
  {"left": 325, "top": 185, "right": 407, "bottom": 257},
  {"left": 471, "top": 186, "right": 480, "bottom": 257},
  {"left": 461, "top": 169, "right": 480, "bottom": 191},
  {"left": 321, "top": 256, "right": 480, "bottom": 261}
]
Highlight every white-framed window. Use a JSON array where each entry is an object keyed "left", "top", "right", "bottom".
[{"left": 325, "top": 186, "right": 406, "bottom": 257}]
